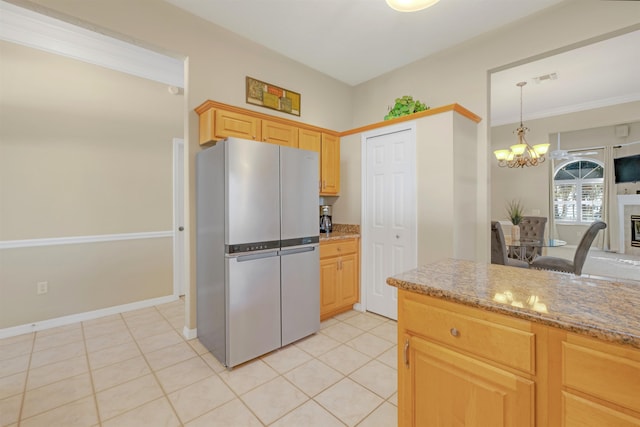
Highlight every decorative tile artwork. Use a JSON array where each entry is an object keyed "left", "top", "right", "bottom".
[{"left": 246, "top": 76, "right": 300, "bottom": 116}]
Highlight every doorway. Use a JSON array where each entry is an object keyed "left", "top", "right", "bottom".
[
  {"left": 173, "top": 138, "right": 186, "bottom": 296},
  {"left": 361, "top": 123, "right": 417, "bottom": 320}
]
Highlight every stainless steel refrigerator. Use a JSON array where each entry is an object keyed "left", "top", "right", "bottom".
[{"left": 196, "top": 137, "right": 320, "bottom": 368}]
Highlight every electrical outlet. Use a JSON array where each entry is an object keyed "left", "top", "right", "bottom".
[{"left": 37, "top": 281, "right": 48, "bottom": 295}]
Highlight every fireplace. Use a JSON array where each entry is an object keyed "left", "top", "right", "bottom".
[{"left": 618, "top": 194, "right": 640, "bottom": 254}]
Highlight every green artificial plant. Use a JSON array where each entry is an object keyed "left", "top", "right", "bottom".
[
  {"left": 506, "top": 200, "right": 525, "bottom": 225},
  {"left": 384, "top": 95, "right": 429, "bottom": 120}
]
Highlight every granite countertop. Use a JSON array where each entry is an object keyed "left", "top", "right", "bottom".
[
  {"left": 386, "top": 258, "right": 640, "bottom": 349},
  {"left": 320, "top": 224, "right": 360, "bottom": 242}
]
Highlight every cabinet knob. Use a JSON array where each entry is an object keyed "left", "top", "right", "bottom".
[{"left": 450, "top": 327, "right": 460, "bottom": 337}]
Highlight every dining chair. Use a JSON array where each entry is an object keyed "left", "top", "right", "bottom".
[
  {"left": 518, "top": 216, "right": 548, "bottom": 262},
  {"left": 491, "top": 221, "right": 529, "bottom": 269},
  {"left": 530, "top": 221, "right": 606, "bottom": 276}
]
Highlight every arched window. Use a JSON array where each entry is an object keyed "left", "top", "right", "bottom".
[{"left": 553, "top": 159, "right": 604, "bottom": 224}]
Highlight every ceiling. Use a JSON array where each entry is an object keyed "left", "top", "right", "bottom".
[
  {"left": 491, "top": 29, "right": 640, "bottom": 126},
  {"left": 166, "top": 0, "right": 640, "bottom": 126},
  {"left": 165, "top": 0, "right": 563, "bottom": 86}
]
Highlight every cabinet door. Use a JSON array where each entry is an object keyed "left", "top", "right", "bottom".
[
  {"left": 299, "top": 128, "right": 321, "bottom": 152},
  {"left": 215, "top": 109, "right": 261, "bottom": 141},
  {"left": 320, "top": 258, "right": 339, "bottom": 319},
  {"left": 339, "top": 253, "right": 359, "bottom": 307},
  {"left": 321, "top": 133, "right": 340, "bottom": 195},
  {"left": 299, "top": 129, "right": 321, "bottom": 191},
  {"left": 262, "top": 120, "right": 298, "bottom": 148},
  {"left": 400, "top": 334, "right": 534, "bottom": 427}
]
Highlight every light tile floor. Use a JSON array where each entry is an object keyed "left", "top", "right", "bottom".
[{"left": 0, "top": 301, "right": 398, "bottom": 426}]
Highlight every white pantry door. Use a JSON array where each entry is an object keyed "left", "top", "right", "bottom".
[{"left": 362, "top": 125, "right": 417, "bottom": 320}]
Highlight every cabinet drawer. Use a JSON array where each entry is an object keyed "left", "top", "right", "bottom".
[
  {"left": 562, "top": 392, "right": 640, "bottom": 427},
  {"left": 403, "top": 297, "right": 535, "bottom": 373},
  {"left": 320, "top": 239, "right": 357, "bottom": 259},
  {"left": 563, "top": 341, "right": 640, "bottom": 413}
]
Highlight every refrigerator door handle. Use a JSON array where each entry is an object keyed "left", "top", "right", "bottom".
[
  {"left": 278, "top": 246, "right": 317, "bottom": 256},
  {"left": 232, "top": 251, "right": 279, "bottom": 262}
]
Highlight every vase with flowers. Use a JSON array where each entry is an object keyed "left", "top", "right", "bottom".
[{"left": 506, "top": 200, "right": 524, "bottom": 242}]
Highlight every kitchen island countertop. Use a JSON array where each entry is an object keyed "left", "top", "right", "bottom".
[{"left": 386, "top": 258, "right": 640, "bottom": 349}]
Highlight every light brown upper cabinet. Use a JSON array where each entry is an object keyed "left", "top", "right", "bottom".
[
  {"left": 262, "top": 119, "right": 298, "bottom": 148},
  {"left": 299, "top": 129, "right": 340, "bottom": 195},
  {"left": 195, "top": 100, "right": 341, "bottom": 195},
  {"left": 320, "top": 133, "right": 340, "bottom": 195},
  {"left": 214, "top": 109, "right": 261, "bottom": 141}
]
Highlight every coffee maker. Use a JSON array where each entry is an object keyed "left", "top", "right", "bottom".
[{"left": 319, "top": 205, "right": 332, "bottom": 234}]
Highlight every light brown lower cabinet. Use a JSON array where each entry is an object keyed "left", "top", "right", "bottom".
[
  {"left": 320, "top": 238, "right": 359, "bottom": 321},
  {"left": 560, "top": 334, "right": 640, "bottom": 427},
  {"left": 398, "top": 289, "right": 640, "bottom": 427}
]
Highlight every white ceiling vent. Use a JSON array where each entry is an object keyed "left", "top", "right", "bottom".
[{"left": 532, "top": 72, "right": 558, "bottom": 84}]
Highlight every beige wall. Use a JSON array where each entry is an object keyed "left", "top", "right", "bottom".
[
  {"left": 349, "top": 0, "right": 640, "bottom": 261},
  {"left": 0, "top": 42, "right": 178, "bottom": 239},
  {"left": 1, "top": 240, "right": 172, "bottom": 327},
  {"left": 7, "top": 0, "right": 354, "bottom": 330},
  {"left": 0, "top": 40, "right": 180, "bottom": 328},
  {"left": 5, "top": 0, "right": 639, "bottom": 330}
]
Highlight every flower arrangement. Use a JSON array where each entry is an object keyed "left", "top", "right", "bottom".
[{"left": 506, "top": 200, "right": 524, "bottom": 225}]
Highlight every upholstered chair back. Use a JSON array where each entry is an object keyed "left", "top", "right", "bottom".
[{"left": 519, "top": 216, "right": 547, "bottom": 261}]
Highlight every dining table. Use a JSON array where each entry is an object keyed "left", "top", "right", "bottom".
[{"left": 505, "top": 237, "right": 567, "bottom": 263}]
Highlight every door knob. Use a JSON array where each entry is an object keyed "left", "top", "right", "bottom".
[
  {"left": 178, "top": 226, "right": 184, "bottom": 231},
  {"left": 396, "top": 235, "right": 400, "bottom": 239}
]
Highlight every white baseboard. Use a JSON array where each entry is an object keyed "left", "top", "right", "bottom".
[
  {"left": 353, "top": 303, "right": 365, "bottom": 312},
  {"left": 0, "top": 294, "right": 179, "bottom": 340},
  {"left": 182, "top": 326, "right": 197, "bottom": 340}
]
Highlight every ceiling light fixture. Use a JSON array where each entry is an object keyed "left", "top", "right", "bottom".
[
  {"left": 386, "top": 0, "right": 440, "bottom": 12},
  {"left": 494, "top": 82, "right": 550, "bottom": 168}
]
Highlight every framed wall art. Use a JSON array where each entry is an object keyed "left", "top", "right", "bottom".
[{"left": 246, "top": 76, "right": 301, "bottom": 116}]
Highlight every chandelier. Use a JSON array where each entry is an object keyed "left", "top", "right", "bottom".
[
  {"left": 386, "top": 0, "right": 440, "bottom": 12},
  {"left": 494, "top": 82, "right": 550, "bottom": 168}
]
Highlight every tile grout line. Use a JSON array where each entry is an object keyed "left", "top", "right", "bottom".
[
  {"left": 81, "top": 315, "right": 104, "bottom": 427},
  {"left": 113, "top": 305, "right": 186, "bottom": 426},
  {"left": 15, "top": 331, "right": 36, "bottom": 426},
  {"left": 17, "top": 327, "right": 91, "bottom": 425}
]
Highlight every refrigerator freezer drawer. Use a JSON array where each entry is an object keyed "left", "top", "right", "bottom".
[
  {"left": 281, "top": 245, "right": 320, "bottom": 346},
  {"left": 226, "top": 251, "right": 281, "bottom": 367}
]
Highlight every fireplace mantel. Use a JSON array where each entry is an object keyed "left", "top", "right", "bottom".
[{"left": 618, "top": 194, "right": 640, "bottom": 254}]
